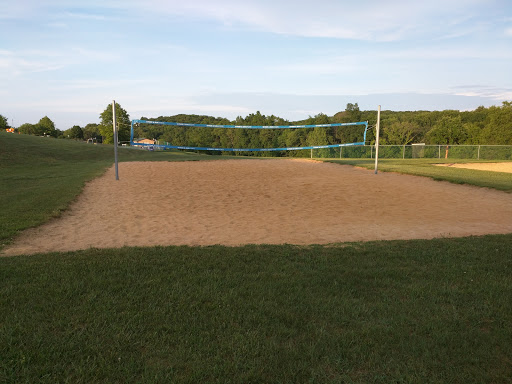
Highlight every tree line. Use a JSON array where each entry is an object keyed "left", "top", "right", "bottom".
[
  {"left": 0, "top": 103, "right": 130, "bottom": 143},
  {"left": 2, "top": 101, "right": 511, "bottom": 152},
  {"left": 133, "top": 101, "right": 512, "bottom": 154}
]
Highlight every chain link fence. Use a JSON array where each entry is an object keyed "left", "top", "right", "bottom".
[{"left": 311, "top": 145, "right": 512, "bottom": 160}]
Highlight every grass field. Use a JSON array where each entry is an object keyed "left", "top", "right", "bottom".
[
  {"left": 1, "top": 132, "right": 512, "bottom": 383},
  {"left": 324, "top": 159, "right": 512, "bottom": 192}
]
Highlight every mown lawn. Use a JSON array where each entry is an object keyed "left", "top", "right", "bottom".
[
  {"left": 2, "top": 239, "right": 512, "bottom": 383},
  {"left": 324, "top": 158, "right": 512, "bottom": 192},
  {"left": 1, "top": 132, "right": 512, "bottom": 383}
]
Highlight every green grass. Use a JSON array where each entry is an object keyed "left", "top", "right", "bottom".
[
  {"left": 1, "top": 132, "right": 512, "bottom": 383},
  {"left": 0, "top": 132, "right": 228, "bottom": 247},
  {"left": 1, "top": 240, "right": 512, "bottom": 383},
  {"left": 323, "top": 158, "right": 512, "bottom": 192}
]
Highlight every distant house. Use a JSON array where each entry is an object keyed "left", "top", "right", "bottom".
[{"left": 133, "top": 138, "right": 156, "bottom": 148}]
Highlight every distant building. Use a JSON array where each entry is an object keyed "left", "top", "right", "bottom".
[{"left": 133, "top": 138, "right": 156, "bottom": 148}]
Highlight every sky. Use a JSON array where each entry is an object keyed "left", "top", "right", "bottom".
[{"left": 1, "top": 0, "right": 512, "bottom": 130}]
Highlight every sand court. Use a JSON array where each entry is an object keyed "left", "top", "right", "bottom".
[
  {"left": 435, "top": 162, "right": 512, "bottom": 173},
  {"left": 3, "top": 159, "right": 512, "bottom": 256}
]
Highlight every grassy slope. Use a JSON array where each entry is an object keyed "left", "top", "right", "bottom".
[{"left": 1, "top": 133, "right": 512, "bottom": 383}]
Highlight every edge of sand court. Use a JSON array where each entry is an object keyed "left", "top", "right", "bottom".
[{"left": 3, "top": 159, "right": 512, "bottom": 256}]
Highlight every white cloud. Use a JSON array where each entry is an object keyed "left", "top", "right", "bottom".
[
  {"left": 46, "top": 22, "right": 68, "bottom": 29},
  {"left": 0, "top": 48, "right": 119, "bottom": 78},
  {"left": 451, "top": 85, "right": 512, "bottom": 101},
  {"left": 139, "top": 0, "right": 490, "bottom": 41},
  {"left": 50, "top": 78, "right": 153, "bottom": 91},
  {"left": 267, "top": 44, "right": 512, "bottom": 81},
  {"left": 0, "top": 51, "right": 64, "bottom": 76},
  {"left": 0, "top": 1, "right": 119, "bottom": 20},
  {"left": 122, "top": 99, "right": 253, "bottom": 122},
  {"left": 2, "top": 0, "right": 497, "bottom": 42},
  {"left": 61, "top": 11, "right": 109, "bottom": 21},
  {"left": 135, "top": 104, "right": 251, "bottom": 116},
  {"left": 270, "top": 57, "right": 362, "bottom": 75}
]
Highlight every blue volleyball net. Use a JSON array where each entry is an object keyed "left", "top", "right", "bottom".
[{"left": 130, "top": 119, "right": 368, "bottom": 152}]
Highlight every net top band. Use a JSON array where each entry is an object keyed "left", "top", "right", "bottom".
[{"left": 132, "top": 119, "right": 367, "bottom": 130}]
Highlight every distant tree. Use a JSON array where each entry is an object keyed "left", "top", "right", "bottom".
[
  {"left": 334, "top": 103, "right": 361, "bottom": 123},
  {"left": 307, "top": 126, "right": 329, "bottom": 146},
  {"left": 313, "top": 113, "right": 330, "bottom": 125},
  {"left": 83, "top": 123, "right": 101, "bottom": 141},
  {"left": 18, "top": 123, "right": 37, "bottom": 135},
  {"left": 98, "top": 103, "right": 131, "bottom": 144},
  {"left": 462, "top": 123, "right": 483, "bottom": 145},
  {"left": 0, "top": 114, "right": 8, "bottom": 129},
  {"left": 426, "top": 116, "right": 467, "bottom": 145},
  {"left": 461, "top": 106, "right": 488, "bottom": 125},
  {"left": 426, "top": 116, "right": 468, "bottom": 158},
  {"left": 38, "top": 116, "right": 58, "bottom": 137},
  {"left": 111, "top": 103, "right": 511, "bottom": 156},
  {"left": 382, "top": 120, "right": 416, "bottom": 145},
  {"left": 345, "top": 103, "right": 361, "bottom": 122},
  {"left": 64, "top": 125, "right": 84, "bottom": 140},
  {"left": 479, "top": 102, "right": 512, "bottom": 144},
  {"left": 243, "top": 111, "right": 266, "bottom": 126},
  {"left": 332, "top": 104, "right": 364, "bottom": 145},
  {"left": 161, "top": 126, "right": 186, "bottom": 146}
]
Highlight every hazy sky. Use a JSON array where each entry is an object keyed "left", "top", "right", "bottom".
[{"left": 1, "top": 0, "right": 511, "bottom": 129}]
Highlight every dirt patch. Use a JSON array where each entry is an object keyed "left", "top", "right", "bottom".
[
  {"left": 3, "top": 159, "right": 512, "bottom": 256},
  {"left": 435, "top": 162, "right": 512, "bottom": 173}
]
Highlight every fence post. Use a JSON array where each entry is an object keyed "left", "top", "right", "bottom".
[
  {"left": 311, "top": 148, "right": 313, "bottom": 159},
  {"left": 438, "top": 145, "right": 441, "bottom": 159},
  {"left": 403, "top": 145, "right": 405, "bottom": 159},
  {"left": 478, "top": 145, "right": 481, "bottom": 160},
  {"left": 340, "top": 146, "right": 342, "bottom": 159}
]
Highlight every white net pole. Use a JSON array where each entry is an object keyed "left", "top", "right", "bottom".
[
  {"left": 374, "top": 105, "right": 381, "bottom": 174},
  {"left": 113, "top": 100, "right": 119, "bottom": 180}
]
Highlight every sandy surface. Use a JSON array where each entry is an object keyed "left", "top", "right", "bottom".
[
  {"left": 436, "top": 162, "right": 512, "bottom": 173},
  {"left": 3, "top": 159, "right": 512, "bottom": 256}
]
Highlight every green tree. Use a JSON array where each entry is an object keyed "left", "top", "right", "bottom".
[
  {"left": 462, "top": 123, "right": 483, "bottom": 145},
  {"left": 307, "top": 126, "right": 329, "bottom": 146},
  {"left": 313, "top": 113, "right": 330, "bottom": 125},
  {"left": 18, "top": 120, "right": 48, "bottom": 136},
  {"left": 0, "top": 114, "right": 8, "bottom": 129},
  {"left": 479, "top": 102, "right": 512, "bottom": 144},
  {"left": 38, "top": 116, "right": 58, "bottom": 137},
  {"left": 345, "top": 103, "right": 361, "bottom": 122},
  {"left": 18, "top": 123, "right": 37, "bottom": 135},
  {"left": 162, "top": 126, "right": 186, "bottom": 146},
  {"left": 247, "top": 111, "right": 264, "bottom": 126},
  {"left": 426, "top": 116, "right": 467, "bottom": 145},
  {"left": 333, "top": 103, "right": 361, "bottom": 123},
  {"left": 382, "top": 120, "right": 416, "bottom": 145},
  {"left": 426, "top": 116, "right": 468, "bottom": 158},
  {"left": 83, "top": 123, "right": 101, "bottom": 141},
  {"left": 64, "top": 125, "right": 84, "bottom": 140},
  {"left": 98, "top": 103, "right": 131, "bottom": 144}
]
